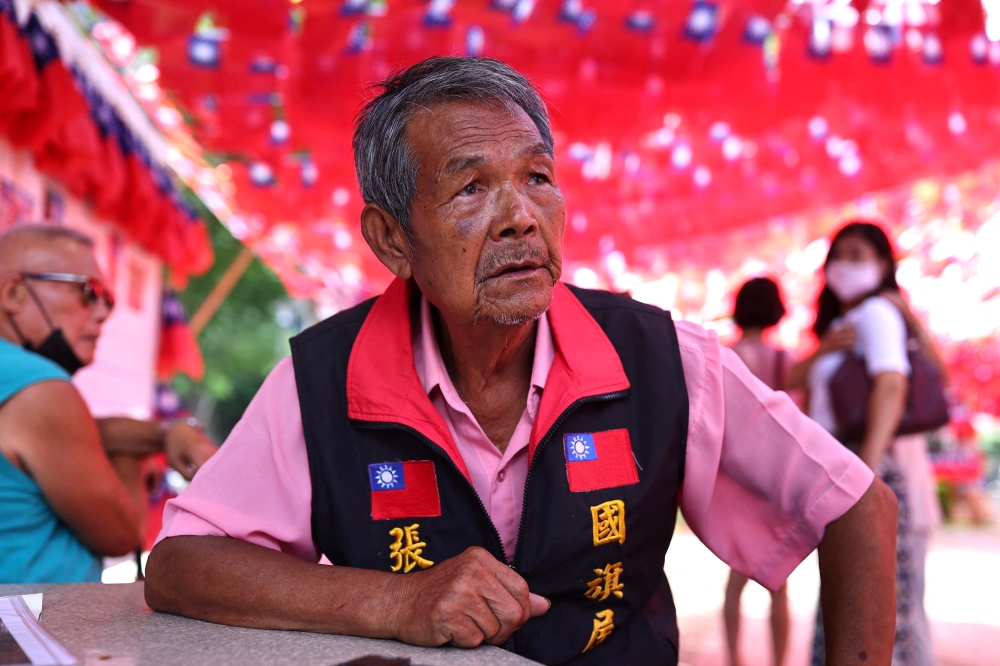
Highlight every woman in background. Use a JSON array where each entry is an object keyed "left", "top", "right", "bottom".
[
  {"left": 724, "top": 277, "right": 792, "bottom": 666},
  {"left": 786, "top": 221, "right": 940, "bottom": 666}
]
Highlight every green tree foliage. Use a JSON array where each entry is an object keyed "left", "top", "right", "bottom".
[{"left": 172, "top": 215, "right": 295, "bottom": 442}]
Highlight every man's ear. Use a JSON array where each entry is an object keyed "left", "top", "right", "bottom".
[
  {"left": 360, "top": 203, "right": 413, "bottom": 280},
  {"left": 0, "top": 273, "right": 26, "bottom": 316}
]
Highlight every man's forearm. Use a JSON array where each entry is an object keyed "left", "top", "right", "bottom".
[
  {"left": 145, "top": 535, "right": 405, "bottom": 638},
  {"left": 817, "top": 479, "right": 898, "bottom": 665},
  {"left": 146, "top": 536, "right": 547, "bottom": 647}
]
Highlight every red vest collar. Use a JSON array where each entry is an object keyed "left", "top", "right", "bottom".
[{"left": 346, "top": 278, "right": 630, "bottom": 480}]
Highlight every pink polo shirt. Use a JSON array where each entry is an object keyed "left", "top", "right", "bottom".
[{"left": 159, "top": 295, "right": 873, "bottom": 591}]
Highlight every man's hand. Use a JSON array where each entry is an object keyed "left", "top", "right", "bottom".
[
  {"left": 163, "top": 422, "right": 218, "bottom": 480},
  {"left": 146, "top": 537, "right": 548, "bottom": 647},
  {"left": 391, "top": 546, "right": 550, "bottom": 647}
]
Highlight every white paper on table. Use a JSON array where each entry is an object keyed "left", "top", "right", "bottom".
[
  {"left": 20, "top": 595, "right": 42, "bottom": 621},
  {"left": 0, "top": 594, "right": 77, "bottom": 665}
]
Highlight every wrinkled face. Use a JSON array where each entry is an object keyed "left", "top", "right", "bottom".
[
  {"left": 404, "top": 100, "right": 565, "bottom": 326},
  {"left": 3, "top": 239, "right": 110, "bottom": 365}
]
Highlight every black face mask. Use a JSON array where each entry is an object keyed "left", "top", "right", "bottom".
[
  {"left": 7, "top": 280, "right": 87, "bottom": 375},
  {"left": 23, "top": 328, "right": 85, "bottom": 375}
]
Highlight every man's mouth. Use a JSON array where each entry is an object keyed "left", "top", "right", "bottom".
[{"left": 490, "top": 260, "right": 544, "bottom": 279}]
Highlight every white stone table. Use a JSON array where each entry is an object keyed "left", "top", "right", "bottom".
[{"left": 0, "top": 583, "right": 541, "bottom": 666}]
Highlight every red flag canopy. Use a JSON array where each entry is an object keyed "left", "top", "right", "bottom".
[{"left": 93, "top": 0, "right": 1000, "bottom": 302}]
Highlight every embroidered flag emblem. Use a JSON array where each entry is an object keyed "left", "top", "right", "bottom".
[
  {"left": 563, "top": 429, "right": 640, "bottom": 492},
  {"left": 565, "top": 433, "right": 597, "bottom": 461},
  {"left": 368, "top": 460, "right": 442, "bottom": 520},
  {"left": 370, "top": 463, "right": 404, "bottom": 490}
]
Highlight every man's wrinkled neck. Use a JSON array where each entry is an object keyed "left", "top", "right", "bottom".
[{"left": 430, "top": 301, "right": 539, "bottom": 399}]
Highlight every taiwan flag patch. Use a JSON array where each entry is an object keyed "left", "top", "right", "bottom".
[
  {"left": 564, "top": 430, "right": 640, "bottom": 493},
  {"left": 368, "top": 461, "right": 442, "bottom": 520}
]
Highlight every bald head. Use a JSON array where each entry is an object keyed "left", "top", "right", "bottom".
[
  {"left": 0, "top": 224, "right": 108, "bottom": 366},
  {"left": 0, "top": 224, "right": 95, "bottom": 275}
]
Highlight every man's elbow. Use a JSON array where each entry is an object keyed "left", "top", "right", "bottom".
[
  {"left": 845, "top": 477, "right": 898, "bottom": 547},
  {"left": 144, "top": 537, "right": 189, "bottom": 614},
  {"left": 822, "top": 478, "right": 898, "bottom": 556},
  {"left": 868, "top": 477, "right": 898, "bottom": 529}
]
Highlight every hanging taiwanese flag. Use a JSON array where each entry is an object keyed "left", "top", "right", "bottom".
[
  {"left": 564, "top": 430, "right": 640, "bottom": 492},
  {"left": 6, "top": 16, "right": 89, "bottom": 154},
  {"left": 188, "top": 34, "right": 220, "bottom": 67},
  {"left": 92, "top": 99, "right": 128, "bottom": 221},
  {"left": 512, "top": 0, "right": 535, "bottom": 24},
  {"left": 33, "top": 69, "right": 104, "bottom": 200},
  {"left": 300, "top": 158, "right": 318, "bottom": 188},
  {"left": 368, "top": 461, "right": 442, "bottom": 520},
  {"left": 425, "top": 0, "right": 454, "bottom": 27},
  {"left": 122, "top": 138, "right": 160, "bottom": 240},
  {"left": 157, "top": 288, "right": 204, "bottom": 381},
  {"left": 684, "top": 2, "right": 718, "bottom": 42},
  {"left": 340, "top": 0, "right": 368, "bottom": 16},
  {"left": 808, "top": 18, "right": 832, "bottom": 58},
  {"left": 922, "top": 33, "right": 942, "bottom": 65},
  {"left": 626, "top": 11, "right": 654, "bottom": 33},
  {"left": 864, "top": 25, "right": 893, "bottom": 64},
  {"left": 176, "top": 195, "right": 212, "bottom": 279},
  {"left": 0, "top": 0, "right": 39, "bottom": 126},
  {"left": 35, "top": 112, "right": 103, "bottom": 199},
  {"left": 466, "top": 26, "right": 485, "bottom": 57},
  {"left": 743, "top": 15, "right": 771, "bottom": 44}
]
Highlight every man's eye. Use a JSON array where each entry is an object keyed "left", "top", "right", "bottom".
[
  {"left": 460, "top": 183, "right": 478, "bottom": 196},
  {"left": 529, "top": 173, "right": 550, "bottom": 184}
]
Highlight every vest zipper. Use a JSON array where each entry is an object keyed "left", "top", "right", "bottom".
[
  {"left": 510, "top": 389, "right": 630, "bottom": 573},
  {"left": 500, "top": 389, "right": 629, "bottom": 653},
  {"left": 351, "top": 421, "right": 507, "bottom": 561}
]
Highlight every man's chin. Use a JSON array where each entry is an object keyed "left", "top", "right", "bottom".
[
  {"left": 73, "top": 344, "right": 96, "bottom": 367},
  {"left": 474, "top": 278, "right": 553, "bottom": 326}
]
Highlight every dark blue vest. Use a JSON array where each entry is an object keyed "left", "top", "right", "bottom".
[{"left": 290, "top": 286, "right": 689, "bottom": 665}]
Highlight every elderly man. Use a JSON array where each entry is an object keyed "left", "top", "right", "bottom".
[
  {"left": 0, "top": 224, "right": 216, "bottom": 583},
  {"left": 146, "top": 57, "right": 896, "bottom": 665}
]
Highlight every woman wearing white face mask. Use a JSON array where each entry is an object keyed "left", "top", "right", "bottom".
[{"left": 787, "top": 221, "right": 942, "bottom": 666}]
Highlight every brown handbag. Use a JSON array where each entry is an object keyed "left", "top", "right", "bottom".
[{"left": 829, "top": 346, "right": 950, "bottom": 442}]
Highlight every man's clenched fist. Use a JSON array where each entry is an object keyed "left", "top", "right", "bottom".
[{"left": 389, "top": 546, "right": 550, "bottom": 647}]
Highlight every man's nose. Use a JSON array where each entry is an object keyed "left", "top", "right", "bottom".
[{"left": 492, "top": 185, "right": 537, "bottom": 240}]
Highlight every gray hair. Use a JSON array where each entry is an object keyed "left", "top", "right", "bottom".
[{"left": 353, "top": 56, "right": 553, "bottom": 237}]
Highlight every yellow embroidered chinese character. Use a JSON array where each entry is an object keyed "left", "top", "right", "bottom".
[
  {"left": 585, "top": 562, "right": 624, "bottom": 601},
  {"left": 388, "top": 523, "right": 434, "bottom": 573},
  {"left": 582, "top": 609, "right": 615, "bottom": 652},
  {"left": 591, "top": 499, "right": 626, "bottom": 546}
]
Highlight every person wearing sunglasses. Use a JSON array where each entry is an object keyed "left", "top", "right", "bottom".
[{"left": 0, "top": 224, "right": 217, "bottom": 584}]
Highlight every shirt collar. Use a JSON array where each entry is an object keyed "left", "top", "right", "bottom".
[
  {"left": 345, "top": 278, "right": 629, "bottom": 480},
  {"left": 414, "top": 294, "right": 553, "bottom": 403}
]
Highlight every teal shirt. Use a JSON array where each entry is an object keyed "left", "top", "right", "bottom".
[{"left": 0, "top": 337, "right": 102, "bottom": 583}]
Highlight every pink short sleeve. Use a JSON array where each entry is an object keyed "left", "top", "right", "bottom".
[
  {"left": 156, "top": 357, "right": 319, "bottom": 563},
  {"left": 676, "top": 322, "right": 874, "bottom": 591}
]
